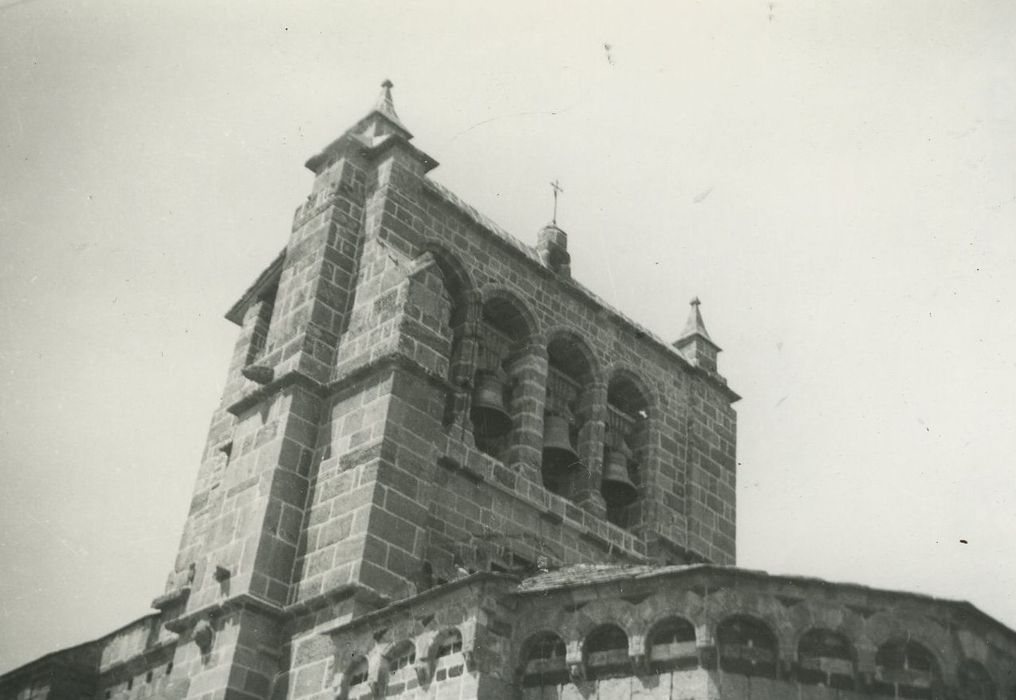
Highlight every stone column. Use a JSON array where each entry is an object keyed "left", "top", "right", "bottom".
[
  {"left": 574, "top": 379, "right": 607, "bottom": 518},
  {"left": 445, "top": 291, "right": 482, "bottom": 437},
  {"left": 504, "top": 342, "right": 547, "bottom": 485}
]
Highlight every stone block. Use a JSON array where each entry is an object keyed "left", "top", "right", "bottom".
[{"left": 369, "top": 508, "right": 419, "bottom": 553}]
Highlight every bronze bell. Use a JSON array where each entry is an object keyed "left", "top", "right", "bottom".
[
  {"left": 542, "top": 412, "right": 581, "bottom": 482},
  {"left": 601, "top": 442, "right": 637, "bottom": 506},
  {"left": 471, "top": 369, "right": 513, "bottom": 438}
]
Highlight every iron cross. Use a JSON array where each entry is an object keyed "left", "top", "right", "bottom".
[{"left": 550, "top": 179, "right": 564, "bottom": 225}]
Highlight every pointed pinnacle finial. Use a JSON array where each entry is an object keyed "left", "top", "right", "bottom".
[
  {"left": 679, "top": 296, "right": 712, "bottom": 342},
  {"left": 374, "top": 79, "right": 401, "bottom": 124}
]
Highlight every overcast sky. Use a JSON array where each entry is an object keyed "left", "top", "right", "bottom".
[{"left": 2, "top": 0, "right": 1015, "bottom": 675}]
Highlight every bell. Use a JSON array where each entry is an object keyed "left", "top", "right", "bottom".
[
  {"left": 601, "top": 443, "right": 637, "bottom": 506},
  {"left": 542, "top": 413, "right": 581, "bottom": 482},
  {"left": 471, "top": 370, "right": 513, "bottom": 438}
]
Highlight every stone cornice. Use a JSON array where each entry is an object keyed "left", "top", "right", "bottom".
[
  {"left": 305, "top": 131, "right": 438, "bottom": 176},
  {"left": 318, "top": 573, "right": 516, "bottom": 638},
  {"left": 226, "top": 352, "right": 459, "bottom": 417},
  {"left": 226, "top": 369, "right": 328, "bottom": 416},
  {"left": 163, "top": 593, "right": 286, "bottom": 634}
]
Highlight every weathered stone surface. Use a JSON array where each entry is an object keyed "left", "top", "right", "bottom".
[{"left": 4, "top": 83, "right": 1014, "bottom": 700}]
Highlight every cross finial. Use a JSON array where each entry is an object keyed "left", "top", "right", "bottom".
[
  {"left": 381, "top": 79, "right": 393, "bottom": 89},
  {"left": 690, "top": 296, "right": 701, "bottom": 308},
  {"left": 550, "top": 179, "right": 564, "bottom": 225}
]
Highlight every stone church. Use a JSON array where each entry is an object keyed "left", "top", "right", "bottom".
[{"left": 3, "top": 82, "right": 1014, "bottom": 700}]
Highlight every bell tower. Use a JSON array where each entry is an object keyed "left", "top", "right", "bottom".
[
  {"left": 155, "top": 80, "right": 449, "bottom": 700},
  {"left": 150, "top": 81, "right": 739, "bottom": 700},
  {"left": 7, "top": 79, "right": 1016, "bottom": 700}
]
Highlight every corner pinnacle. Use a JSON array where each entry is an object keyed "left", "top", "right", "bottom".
[
  {"left": 375, "top": 79, "right": 401, "bottom": 123},
  {"left": 679, "top": 296, "right": 712, "bottom": 342}
]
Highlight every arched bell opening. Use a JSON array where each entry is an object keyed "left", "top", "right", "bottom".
[
  {"left": 716, "top": 615, "right": 778, "bottom": 679},
  {"left": 411, "top": 250, "right": 472, "bottom": 383},
  {"left": 872, "top": 639, "right": 940, "bottom": 699},
  {"left": 471, "top": 294, "right": 535, "bottom": 460},
  {"left": 520, "top": 632, "right": 568, "bottom": 687},
  {"left": 343, "top": 656, "right": 370, "bottom": 699},
  {"left": 602, "top": 373, "right": 650, "bottom": 529},
  {"left": 435, "top": 628, "right": 463, "bottom": 659},
  {"left": 796, "top": 628, "right": 856, "bottom": 690},
  {"left": 542, "top": 334, "right": 596, "bottom": 499},
  {"left": 379, "top": 639, "right": 417, "bottom": 694},
  {"left": 584, "top": 624, "right": 630, "bottom": 680},
  {"left": 429, "top": 627, "right": 465, "bottom": 682},
  {"left": 647, "top": 617, "right": 697, "bottom": 672}
]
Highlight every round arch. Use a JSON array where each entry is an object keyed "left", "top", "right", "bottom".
[
  {"left": 517, "top": 630, "right": 569, "bottom": 688},
  {"left": 603, "top": 364, "right": 659, "bottom": 415},
  {"left": 865, "top": 610, "right": 953, "bottom": 683},
  {"left": 715, "top": 614, "right": 780, "bottom": 679},
  {"left": 638, "top": 589, "right": 708, "bottom": 639},
  {"left": 797, "top": 628, "right": 857, "bottom": 690},
  {"left": 602, "top": 366, "right": 656, "bottom": 528},
  {"left": 544, "top": 328, "right": 600, "bottom": 382},
  {"left": 414, "top": 240, "right": 476, "bottom": 302},
  {"left": 479, "top": 286, "right": 541, "bottom": 346},
  {"left": 570, "top": 598, "right": 640, "bottom": 646},
  {"left": 706, "top": 588, "right": 794, "bottom": 656},
  {"left": 872, "top": 637, "right": 941, "bottom": 699},
  {"left": 786, "top": 599, "right": 866, "bottom": 651},
  {"left": 541, "top": 327, "right": 602, "bottom": 498}
]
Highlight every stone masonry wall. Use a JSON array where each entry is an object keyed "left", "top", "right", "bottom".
[
  {"left": 159, "top": 105, "right": 740, "bottom": 666},
  {"left": 269, "top": 566, "right": 1016, "bottom": 700},
  {"left": 165, "top": 146, "right": 368, "bottom": 603},
  {"left": 9, "top": 90, "right": 1016, "bottom": 700},
  {"left": 123, "top": 97, "right": 742, "bottom": 700},
  {"left": 282, "top": 577, "right": 517, "bottom": 700},
  {"left": 285, "top": 137, "right": 738, "bottom": 603},
  {"left": 510, "top": 568, "right": 1016, "bottom": 698}
]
